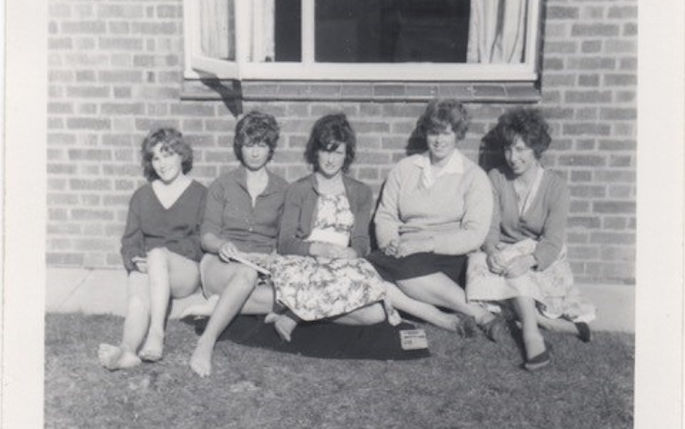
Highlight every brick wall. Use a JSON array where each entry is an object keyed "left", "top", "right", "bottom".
[{"left": 46, "top": 0, "right": 637, "bottom": 284}]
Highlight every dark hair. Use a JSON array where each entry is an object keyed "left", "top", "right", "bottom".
[
  {"left": 141, "top": 128, "right": 193, "bottom": 181},
  {"left": 304, "top": 113, "right": 356, "bottom": 173},
  {"left": 233, "top": 111, "right": 280, "bottom": 164},
  {"left": 495, "top": 108, "right": 551, "bottom": 159},
  {"left": 417, "top": 99, "right": 469, "bottom": 141}
]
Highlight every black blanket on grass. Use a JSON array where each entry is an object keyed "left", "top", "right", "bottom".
[{"left": 189, "top": 315, "right": 430, "bottom": 361}]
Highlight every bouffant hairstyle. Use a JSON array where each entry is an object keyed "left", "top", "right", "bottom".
[
  {"left": 417, "top": 99, "right": 470, "bottom": 142},
  {"left": 495, "top": 108, "right": 551, "bottom": 159},
  {"left": 141, "top": 128, "right": 193, "bottom": 181},
  {"left": 304, "top": 113, "right": 356, "bottom": 173},
  {"left": 233, "top": 111, "right": 280, "bottom": 164}
]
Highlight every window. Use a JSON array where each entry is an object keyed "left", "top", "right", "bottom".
[{"left": 183, "top": 0, "right": 542, "bottom": 81}]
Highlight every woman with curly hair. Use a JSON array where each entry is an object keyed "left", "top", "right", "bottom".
[
  {"left": 466, "top": 107, "right": 596, "bottom": 371},
  {"left": 267, "top": 113, "right": 462, "bottom": 341},
  {"left": 366, "top": 99, "right": 505, "bottom": 340},
  {"left": 189, "top": 111, "right": 289, "bottom": 377},
  {"left": 98, "top": 128, "right": 207, "bottom": 370}
]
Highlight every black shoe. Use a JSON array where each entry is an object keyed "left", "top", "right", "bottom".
[
  {"left": 524, "top": 346, "right": 551, "bottom": 371},
  {"left": 575, "top": 322, "right": 592, "bottom": 343},
  {"left": 482, "top": 317, "right": 507, "bottom": 343}
]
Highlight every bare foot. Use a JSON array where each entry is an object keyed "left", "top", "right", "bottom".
[
  {"left": 264, "top": 312, "right": 279, "bottom": 324},
  {"left": 523, "top": 335, "right": 546, "bottom": 360},
  {"left": 139, "top": 332, "right": 164, "bottom": 362},
  {"left": 98, "top": 343, "right": 141, "bottom": 371},
  {"left": 179, "top": 295, "right": 219, "bottom": 319},
  {"left": 435, "top": 313, "right": 461, "bottom": 332},
  {"left": 189, "top": 338, "right": 214, "bottom": 377},
  {"left": 273, "top": 315, "right": 297, "bottom": 342}
]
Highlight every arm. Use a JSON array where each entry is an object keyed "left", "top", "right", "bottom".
[
  {"left": 200, "top": 180, "right": 231, "bottom": 254},
  {"left": 482, "top": 170, "right": 502, "bottom": 255},
  {"left": 120, "top": 192, "right": 145, "bottom": 273},
  {"left": 277, "top": 184, "right": 312, "bottom": 256},
  {"left": 431, "top": 170, "right": 494, "bottom": 255},
  {"left": 374, "top": 165, "right": 403, "bottom": 251},
  {"left": 348, "top": 183, "right": 373, "bottom": 257},
  {"left": 532, "top": 178, "right": 569, "bottom": 271}
]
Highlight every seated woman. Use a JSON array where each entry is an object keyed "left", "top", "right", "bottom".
[
  {"left": 366, "top": 99, "right": 505, "bottom": 340},
  {"left": 98, "top": 128, "right": 207, "bottom": 370},
  {"left": 466, "top": 108, "right": 596, "bottom": 371},
  {"left": 189, "top": 111, "right": 289, "bottom": 377},
  {"left": 268, "top": 114, "right": 461, "bottom": 341}
]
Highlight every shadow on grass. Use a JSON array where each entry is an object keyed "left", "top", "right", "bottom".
[{"left": 45, "top": 313, "right": 634, "bottom": 428}]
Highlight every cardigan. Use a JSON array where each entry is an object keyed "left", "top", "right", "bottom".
[
  {"left": 278, "top": 174, "right": 374, "bottom": 257},
  {"left": 374, "top": 150, "right": 493, "bottom": 256},
  {"left": 120, "top": 180, "right": 207, "bottom": 273},
  {"left": 484, "top": 166, "right": 569, "bottom": 271},
  {"left": 201, "top": 167, "right": 288, "bottom": 254}
]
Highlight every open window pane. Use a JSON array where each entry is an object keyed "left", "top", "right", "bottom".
[{"left": 314, "top": 0, "right": 470, "bottom": 63}]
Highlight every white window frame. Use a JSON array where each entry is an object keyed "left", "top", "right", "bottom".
[{"left": 183, "top": 0, "right": 541, "bottom": 82}]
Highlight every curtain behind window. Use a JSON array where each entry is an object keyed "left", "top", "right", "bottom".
[
  {"left": 200, "top": 0, "right": 235, "bottom": 60},
  {"left": 467, "top": 0, "right": 527, "bottom": 63}
]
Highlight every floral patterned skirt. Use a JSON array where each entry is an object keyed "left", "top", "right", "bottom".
[
  {"left": 466, "top": 239, "right": 596, "bottom": 323},
  {"left": 268, "top": 255, "right": 387, "bottom": 321}
]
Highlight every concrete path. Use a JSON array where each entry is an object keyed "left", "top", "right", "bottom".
[{"left": 46, "top": 267, "right": 635, "bottom": 333}]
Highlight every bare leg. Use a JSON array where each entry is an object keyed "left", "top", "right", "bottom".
[
  {"left": 512, "top": 295, "right": 545, "bottom": 359},
  {"left": 396, "top": 273, "right": 495, "bottom": 325},
  {"left": 98, "top": 272, "right": 149, "bottom": 370},
  {"left": 384, "top": 282, "right": 459, "bottom": 331},
  {"left": 190, "top": 260, "right": 259, "bottom": 377},
  {"left": 332, "top": 302, "right": 386, "bottom": 325},
  {"left": 139, "top": 248, "right": 200, "bottom": 361}
]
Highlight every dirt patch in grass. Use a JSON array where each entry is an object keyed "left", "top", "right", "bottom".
[{"left": 45, "top": 313, "right": 633, "bottom": 428}]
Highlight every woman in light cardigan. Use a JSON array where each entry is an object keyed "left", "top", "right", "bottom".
[
  {"left": 466, "top": 108, "right": 595, "bottom": 371},
  {"left": 367, "top": 99, "right": 505, "bottom": 340}
]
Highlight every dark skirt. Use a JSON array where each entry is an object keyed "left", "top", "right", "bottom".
[{"left": 366, "top": 251, "right": 467, "bottom": 288}]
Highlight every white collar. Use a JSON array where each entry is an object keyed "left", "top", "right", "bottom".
[{"left": 413, "top": 150, "right": 464, "bottom": 189}]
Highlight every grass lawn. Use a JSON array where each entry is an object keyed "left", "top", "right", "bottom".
[{"left": 45, "top": 313, "right": 633, "bottom": 428}]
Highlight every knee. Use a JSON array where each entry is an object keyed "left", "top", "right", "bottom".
[
  {"left": 235, "top": 265, "right": 258, "bottom": 286},
  {"left": 146, "top": 247, "right": 169, "bottom": 266},
  {"left": 355, "top": 303, "right": 386, "bottom": 324}
]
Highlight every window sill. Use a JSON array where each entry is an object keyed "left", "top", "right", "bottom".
[{"left": 180, "top": 79, "right": 541, "bottom": 104}]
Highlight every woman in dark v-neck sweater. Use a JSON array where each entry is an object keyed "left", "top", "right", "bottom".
[{"left": 98, "top": 128, "right": 207, "bottom": 371}]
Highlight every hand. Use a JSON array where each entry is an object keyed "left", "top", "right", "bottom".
[
  {"left": 396, "top": 236, "right": 434, "bottom": 258},
  {"left": 383, "top": 239, "right": 399, "bottom": 257},
  {"left": 337, "top": 247, "right": 358, "bottom": 259},
  {"left": 132, "top": 256, "right": 147, "bottom": 273},
  {"left": 218, "top": 241, "right": 240, "bottom": 263},
  {"left": 486, "top": 251, "right": 506, "bottom": 275},
  {"left": 503, "top": 254, "right": 536, "bottom": 278}
]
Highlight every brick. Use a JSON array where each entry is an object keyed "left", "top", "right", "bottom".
[
  {"left": 605, "top": 40, "right": 636, "bottom": 54},
  {"left": 373, "top": 85, "right": 406, "bottom": 97},
  {"left": 615, "top": 91, "right": 636, "bottom": 102},
  {"left": 600, "top": 108, "right": 636, "bottom": 120},
  {"left": 568, "top": 216, "right": 601, "bottom": 229},
  {"left": 360, "top": 104, "right": 382, "bottom": 117},
  {"left": 135, "top": 118, "right": 180, "bottom": 131},
  {"left": 47, "top": 253, "right": 84, "bottom": 266},
  {"left": 571, "top": 170, "right": 592, "bottom": 182},
  {"left": 145, "top": 103, "right": 167, "bottom": 116},
  {"left": 603, "top": 216, "right": 627, "bottom": 230},
  {"left": 112, "top": 54, "right": 133, "bottom": 67},
  {"left": 593, "top": 201, "right": 635, "bottom": 214},
  {"left": 311, "top": 104, "right": 357, "bottom": 117},
  {"left": 623, "top": 22, "right": 637, "bottom": 37},
  {"left": 49, "top": 3, "right": 71, "bottom": 18},
  {"left": 48, "top": 102, "right": 73, "bottom": 114},
  {"left": 157, "top": 5, "right": 180, "bottom": 18},
  {"left": 48, "top": 133, "right": 76, "bottom": 145},
  {"left": 565, "top": 90, "right": 610, "bottom": 103},
  {"left": 49, "top": 207, "right": 68, "bottom": 221},
  {"left": 48, "top": 193, "right": 79, "bottom": 205},
  {"left": 608, "top": 185, "right": 633, "bottom": 198},
  {"left": 47, "top": 223, "right": 81, "bottom": 234},
  {"left": 80, "top": 164, "right": 101, "bottom": 175},
  {"left": 577, "top": 74, "right": 600, "bottom": 87},
  {"left": 101, "top": 103, "right": 146, "bottom": 115},
  {"left": 580, "top": 6, "right": 604, "bottom": 20},
  {"left": 71, "top": 209, "right": 115, "bottom": 221},
  {"left": 69, "top": 178, "right": 112, "bottom": 191},
  {"left": 74, "top": 239, "right": 114, "bottom": 252},
  {"left": 542, "top": 74, "right": 575, "bottom": 87},
  {"left": 97, "top": 4, "right": 144, "bottom": 19},
  {"left": 576, "top": 108, "right": 598, "bottom": 121},
  {"left": 613, "top": 123, "right": 636, "bottom": 137},
  {"left": 75, "top": 70, "right": 96, "bottom": 82},
  {"left": 61, "top": 21, "right": 105, "bottom": 34},
  {"left": 98, "top": 70, "right": 143, "bottom": 83},
  {"left": 567, "top": 246, "right": 599, "bottom": 260},
  {"left": 103, "top": 164, "right": 140, "bottom": 176},
  {"left": 134, "top": 86, "right": 180, "bottom": 99},
  {"left": 63, "top": 53, "right": 109, "bottom": 67},
  {"left": 567, "top": 57, "right": 616, "bottom": 70},
  {"left": 77, "top": 103, "right": 97, "bottom": 115},
  {"left": 546, "top": 41, "right": 577, "bottom": 54},
  {"left": 108, "top": 21, "right": 130, "bottom": 34},
  {"left": 80, "top": 194, "right": 101, "bottom": 206},
  {"left": 601, "top": 263, "right": 634, "bottom": 281},
  {"left": 132, "top": 22, "right": 177, "bottom": 35},
  {"left": 604, "top": 74, "right": 637, "bottom": 86},
  {"left": 48, "top": 117, "right": 64, "bottom": 130},
  {"left": 590, "top": 232, "right": 635, "bottom": 245},
  {"left": 563, "top": 123, "right": 611, "bottom": 136},
  {"left": 607, "top": 6, "right": 637, "bottom": 19},
  {"left": 73, "top": 4, "right": 94, "bottom": 18},
  {"left": 47, "top": 164, "right": 77, "bottom": 175},
  {"left": 580, "top": 40, "right": 602, "bottom": 54},
  {"left": 73, "top": 37, "right": 96, "bottom": 50},
  {"left": 99, "top": 37, "right": 143, "bottom": 51},
  {"left": 609, "top": 155, "right": 632, "bottom": 167},
  {"left": 66, "top": 86, "right": 109, "bottom": 98},
  {"left": 67, "top": 118, "right": 111, "bottom": 130},
  {"left": 569, "top": 185, "right": 606, "bottom": 198},
  {"left": 183, "top": 119, "right": 205, "bottom": 132},
  {"left": 601, "top": 246, "right": 635, "bottom": 262},
  {"left": 48, "top": 70, "right": 73, "bottom": 83},
  {"left": 571, "top": 24, "right": 619, "bottom": 37},
  {"left": 598, "top": 139, "right": 636, "bottom": 151},
  {"left": 547, "top": 6, "right": 579, "bottom": 19}
]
